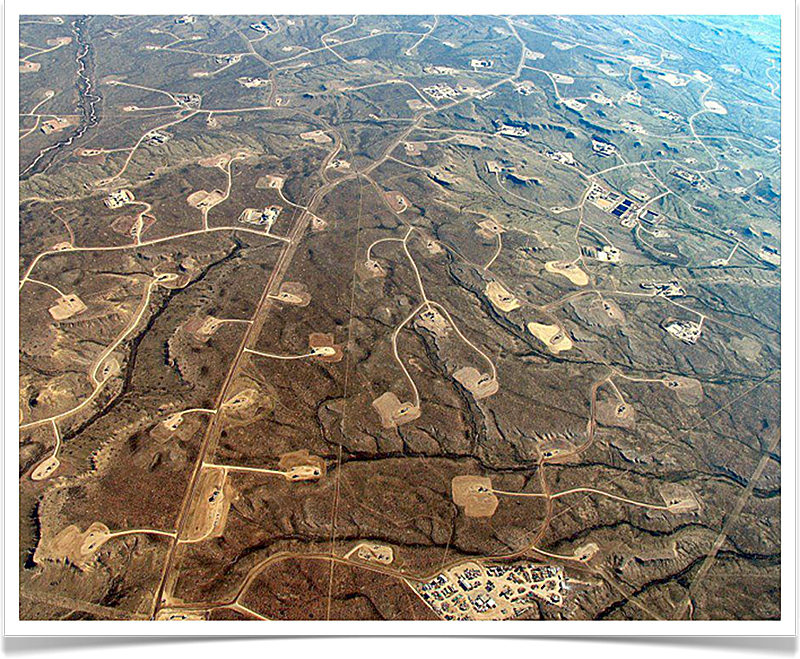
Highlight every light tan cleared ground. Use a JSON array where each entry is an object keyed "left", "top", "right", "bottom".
[
  {"left": 300, "top": 129, "right": 332, "bottom": 144},
  {"left": 183, "top": 315, "right": 217, "bottom": 341},
  {"left": 403, "top": 141, "right": 428, "bottom": 156},
  {"left": 220, "top": 381, "right": 275, "bottom": 426},
  {"left": 310, "top": 215, "right": 328, "bottom": 231},
  {"left": 278, "top": 449, "right": 326, "bottom": 481},
  {"left": 486, "top": 281, "right": 521, "bottom": 312},
  {"left": 186, "top": 189, "right": 225, "bottom": 209},
  {"left": 344, "top": 542, "right": 394, "bottom": 564},
  {"left": 273, "top": 281, "right": 311, "bottom": 306},
  {"left": 528, "top": 322, "right": 573, "bottom": 353},
  {"left": 256, "top": 174, "right": 285, "bottom": 190},
  {"left": 574, "top": 542, "right": 600, "bottom": 562},
  {"left": 415, "top": 307, "right": 450, "bottom": 337},
  {"left": 155, "top": 608, "right": 207, "bottom": 620},
  {"left": 595, "top": 399, "right": 636, "bottom": 430},
  {"left": 308, "top": 332, "right": 343, "bottom": 362},
  {"left": 198, "top": 153, "right": 231, "bottom": 168},
  {"left": 664, "top": 375, "right": 704, "bottom": 406},
  {"left": 196, "top": 316, "right": 224, "bottom": 336},
  {"left": 35, "top": 522, "right": 112, "bottom": 570},
  {"left": 538, "top": 436, "right": 578, "bottom": 462},
  {"left": 48, "top": 294, "right": 86, "bottom": 321},
  {"left": 372, "top": 391, "right": 420, "bottom": 428},
  {"left": 182, "top": 467, "right": 231, "bottom": 542},
  {"left": 545, "top": 260, "right": 588, "bottom": 286},
  {"left": 31, "top": 456, "right": 60, "bottom": 481},
  {"left": 451, "top": 475, "right": 498, "bottom": 517},
  {"left": 659, "top": 483, "right": 701, "bottom": 513},
  {"left": 453, "top": 366, "right": 498, "bottom": 399},
  {"left": 477, "top": 218, "right": 504, "bottom": 238},
  {"left": 384, "top": 191, "right": 409, "bottom": 213},
  {"left": 97, "top": 355, "right": 121, "bottom": 382},
  {"left": 361, "top": 259, "right": 386, "bottom": 279}
]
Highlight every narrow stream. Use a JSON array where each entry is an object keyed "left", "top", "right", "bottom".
[{"left": 20, "top": 16, "right": 101, "bottom": 180}]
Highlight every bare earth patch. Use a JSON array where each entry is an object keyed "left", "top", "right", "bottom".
[
  {"left": 278, "top": 449, "right": 326, "bottom": 482},
  {"left": 659, "top": 483, "right": 701, "bottom": 513},
  {"left": 477, "top": 218, "right": 505, "bottom": 238},
  {"left": 545, "top": 260, "right": 589, "bottom": 286},
  {"left": 48, "top": 294, "right": 87, "bottom": 321},
  {"left": 274, "top": 282, "right": 311, "bottom": 306},
  {"left": 308, "top": 332, "right": 343, "bottom": 362},
  {"left": 384, "top": 191, "right": 409, "bottom": 213},
  {"left": 528, "top": 322, "right": 573, "bottom": 353},
  {"left": 486, "top": 281, "right": 521, "bottom": 312},
  {"left": 35, "top": 522, "right": 112, "bottom": 571},
  {"left": 664, "top": 375, "right": 704, "bottom": 406},
  {"left": 31, "top": 456, "right": 61, "bottom": 481},
  {"left": 182, "top": 467, "right": 231, "bottom": 541},
  {"left": 595, "top": 398, "right": 636, "bottom": 430},
  {"left": 451, "top": 475, "right": 498, "bottom": 517},
  {"left": 453, "top": 366, "right": 498, "bottom": 399},
  {"left": 187, "top": 189, "right": 225, "bottom": 209},
  {"left": 372, "top": 392, "right": 420, "bottom": 428},
  {"left": 415, "top": 307, "right": 450, "bottom": 337}
]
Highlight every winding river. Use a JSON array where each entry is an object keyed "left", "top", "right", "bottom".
[{"left": 20, "top": 16, "right": 101, "bottom": 180}]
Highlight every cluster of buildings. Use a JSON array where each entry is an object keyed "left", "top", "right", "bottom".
[
  {"left": 423, "top": 65, "right": 458, "bottom": 75},
  {"left": 249, "top": 20, "right": 274, "bottom": 33},
  {"left": 145, "top": 130, "right": 170, "bottom": 145},
  {"left": 586, "top": 182, "right": 678, "bottom": 236},
  {"left": 581, "top": 244, "right": 621, "bottom": 263},
  {"left": 175, "top": 93, "right": 201, "bottom": 109},
  {"left": 591, "top": 138, "right": 618, "bottom": 157},
  {"left": 41, "top": 117, "right": 71, "bottom": 135},
  {"left": 422, "top": 78, "right": 493, "bottom": 101},
  {"left": 670, "top": 166, "right": 708, "bottom": 191},
  {"left": 415, "top": 561, "right": 568, "bottom": 621},
  {"left": 640, "top": 281, "right": 686, "bottom": 297},
  {"left": 563, "top": 98, "right": 586, "bottom": 112},
  {"left": 423, "top": 83, "right": 461, "bottom": 100},
  {"left": 543, "top": 149, "right": 576, "bottom": 166},
  {"left": 514, "top": 81, "right": 537, "bottom": 95},
  {"left": 238, "top": 206, "right": 282, "bottom": 229},
  {"left": 497, "top": 124, "right": 528, "bottom": 138},
  {"left": 104, "top": 189, "right": 135, "bottom": 209},
  {"left": 470, "top": 58, "right": 493, "bottom": 69},
  {"left": 658, "top": 109, "right": 683, "bottom": 123},
  {"left": 238, "top": 77, "right": 269, "bottom": 88},
  {"left": 587, "top": 182, "right": 640, "bottom": 225},
  {"left": 663, "top": 319, "right": 703, "bottom": 344}
]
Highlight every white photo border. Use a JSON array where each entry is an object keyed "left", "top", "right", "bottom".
[{"left": 4, "top": 0, "right": 796, "bottom": 636}]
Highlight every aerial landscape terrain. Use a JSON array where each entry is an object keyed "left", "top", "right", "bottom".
[{"left": 18, "top": 14, "right": 781, "bottom": 622}]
